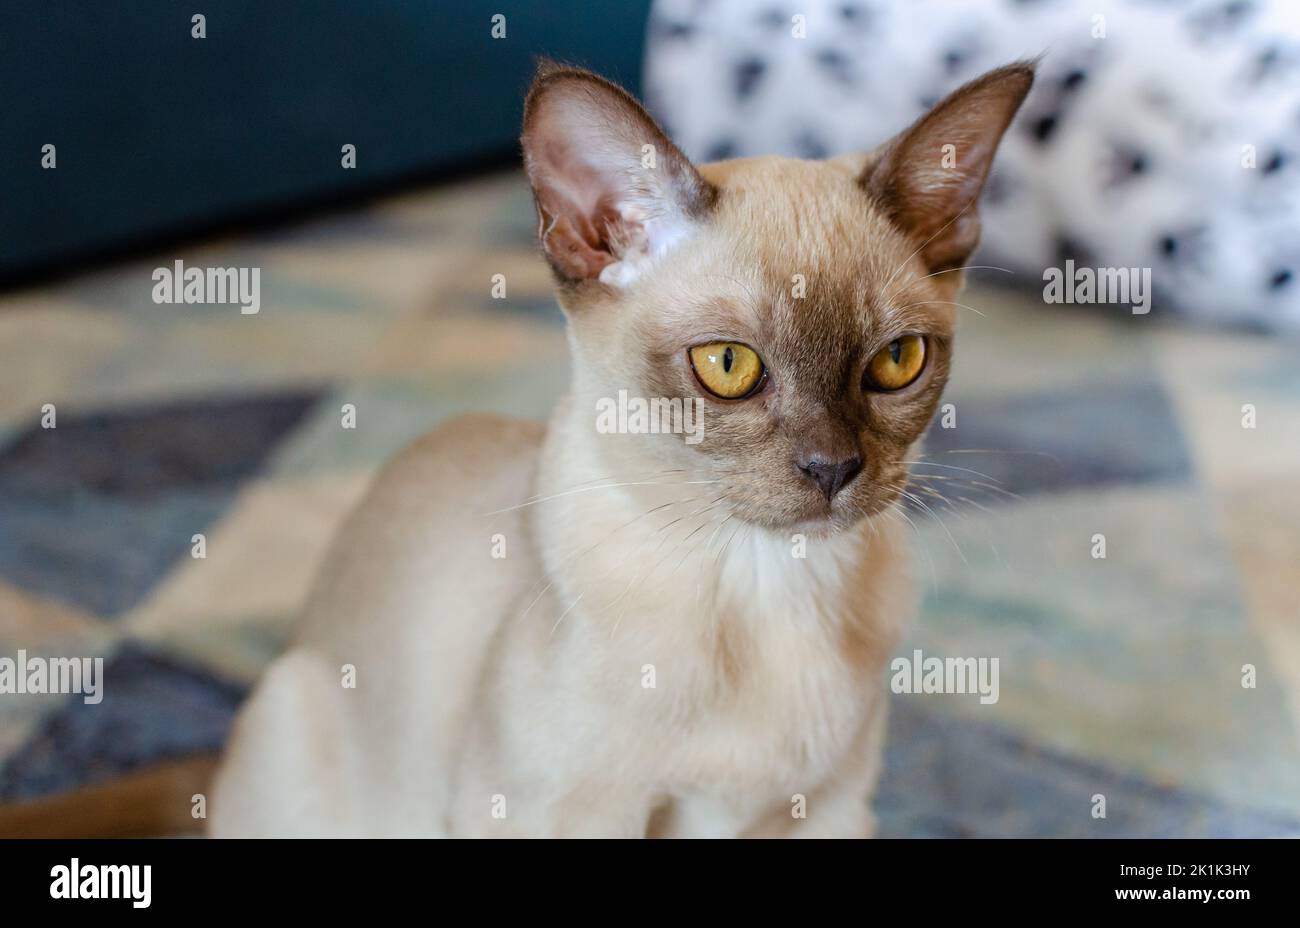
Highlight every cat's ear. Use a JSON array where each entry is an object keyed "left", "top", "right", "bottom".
[
  {"left": 862, "top": 62, "right": 1034, "bottom": 275},
  {"left": 521, "top": 62, "right": 717, "bottom": 286}
]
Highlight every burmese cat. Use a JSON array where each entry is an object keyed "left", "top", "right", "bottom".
[{"left": 209, "top": 61, "right": 1033, "bottom": 837}]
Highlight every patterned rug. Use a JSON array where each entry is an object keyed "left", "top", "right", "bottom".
[{"left": 2, "top": 171, "right": 1298, "bottom": 836}]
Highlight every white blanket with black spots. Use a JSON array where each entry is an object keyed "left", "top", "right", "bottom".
[{"left": 644, "top": 0, "right": 1300, "bottom": 330}]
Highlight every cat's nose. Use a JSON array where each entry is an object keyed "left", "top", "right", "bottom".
[{"left": 796, "top": 455, "right": 863, "bottom": 502}]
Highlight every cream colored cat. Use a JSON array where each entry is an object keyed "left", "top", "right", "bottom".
[{"left": 209, "top": 61, "right": 1032, "bottom": 837}]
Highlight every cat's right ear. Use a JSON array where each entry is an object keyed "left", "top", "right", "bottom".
[
  {"left": 861, "top": 62, "right": 1034, "bottom": 276},
  {"left": 521, "top": 62, "right": 717, "bottom": 286}
]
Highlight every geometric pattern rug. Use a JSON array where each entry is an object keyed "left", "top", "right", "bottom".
[{"left": 2, "top": 171, "right": 1299, "bottom": 836}]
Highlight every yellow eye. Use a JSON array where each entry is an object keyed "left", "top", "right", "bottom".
[
  {"left": 865, "top": 335, "right": 926, "bottom": 391},
  {"left": 689, "top": 342, "right": 765, "bottom": 399}
]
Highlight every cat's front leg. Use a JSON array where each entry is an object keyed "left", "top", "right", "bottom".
[
  {"left": 653, "top": 791, "right": 772, "bottom": 838},
  {"left": 739, "top": 774, "right": 879, "bottom": 838},
  {"left": 655, "top": 788, "right": 870, "bottom": 838},
  {"left": 451, "top": 784, "right": 656, "bottom": 837},
  {"left": 770, "top": 783, "right": 877, "bottom": 838},
  {"left": 449, "top": 746, "right": 657, "bottom": 837},
  {"left": 745, "top": 700, "right": 890, "bottom": 839}
]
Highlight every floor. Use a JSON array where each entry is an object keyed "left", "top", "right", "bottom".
[{"left": 1, "top": 171, "right": 1298, "bottom": 836}]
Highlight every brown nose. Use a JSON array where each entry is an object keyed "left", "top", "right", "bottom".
[{"left": 797, "top": 455, "right": 863, "bottom": 502}]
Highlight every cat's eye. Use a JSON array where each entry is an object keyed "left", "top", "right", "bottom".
[
  {"left": 689, "top": 342, "right": 766, "bottom": 399},
  {"left": 864, "top": 335, "right": 926, "bottom": 392}
]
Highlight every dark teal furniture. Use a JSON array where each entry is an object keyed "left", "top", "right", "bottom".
[{"left": 0, "top": 1, "right": 653, "bottom": 283}]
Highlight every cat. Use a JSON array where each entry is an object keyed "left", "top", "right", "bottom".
[{"left": 208, "top": 60, "right": 1033, "bottom": 837}]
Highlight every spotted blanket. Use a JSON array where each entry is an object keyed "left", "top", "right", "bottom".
[{"left": 645, "top": 0, "right": 1300, "bottom": 329}]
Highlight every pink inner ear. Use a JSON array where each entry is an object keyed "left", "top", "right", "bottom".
[
  {"left": 529, "top": 118, "right": 645, "bottom": 280},
  {"left": 524, "top": 93, "right": 651, "bottom": 280},
  {"left": 535, "top": 194, "right": 616, "bottom": 281},
  {"left": 533, "top": 130, "right": 606, "bottom": 222},
  {"left": 522, "top": 69, "right": 715, "bottom": 283}
]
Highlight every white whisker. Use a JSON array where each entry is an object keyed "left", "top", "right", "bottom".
[{"left": 483, "top": 478, "right": 719, "bottom": 516}]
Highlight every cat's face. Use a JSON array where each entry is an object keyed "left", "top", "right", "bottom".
[
  {"left": 523, "top": 63, "right": 1032, "bottom": 533},
  {"left": 578, "top": 156, "right": 958, "bottom": 534}
]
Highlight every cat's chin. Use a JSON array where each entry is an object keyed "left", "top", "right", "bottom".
[
  {"left": 760, "top": 508, "right": 869, "bottom": 538},
  {"left": 785, "top": 514, "right": 843, "bottom": 538},
  {"left": 755, "top": 495, "right": 898, "bottom": 537}
]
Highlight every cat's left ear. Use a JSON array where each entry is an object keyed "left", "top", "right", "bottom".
[
  {"left": 863, "top": 62, "right": 1034, "bottom": 275},
  {"left": 521, "top": 62, "right": 717, "bottom": 287}
]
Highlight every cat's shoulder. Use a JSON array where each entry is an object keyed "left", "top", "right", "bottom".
[
  {"left": 333, "top": 412, "right": 546, "bottom": 536},
  {"left": 385, "top": 413, "right": 545, "bottom": 485},
  {"left": 292, "top": 412, "right": 547, "bottom": 645}
]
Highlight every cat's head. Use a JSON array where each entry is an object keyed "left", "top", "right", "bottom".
[{"left": 522, "top": 61, "right": 1032, "bottom": 534}]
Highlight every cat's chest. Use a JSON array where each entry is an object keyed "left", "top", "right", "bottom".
[
  {"left": 591, "top": 538, "right": 894, "bottom": 784},
  {"left": 655, "top": 613, "right": 879, "bottom": 789},
  {"left": 539, "top": 493, "right": 909, "bottom": 784}
]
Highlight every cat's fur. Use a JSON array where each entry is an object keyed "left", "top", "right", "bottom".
[{"left": 209, "top": 61, "right": 1032, "bottom": 837}]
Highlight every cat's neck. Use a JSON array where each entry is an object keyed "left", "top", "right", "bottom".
[{"left": 529, "top": 392, "right": 900, "bottom": 633}]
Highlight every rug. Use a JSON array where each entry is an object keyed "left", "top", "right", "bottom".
[{"left": 1, "top": 171, "right": 1298, "bottom": 836}]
